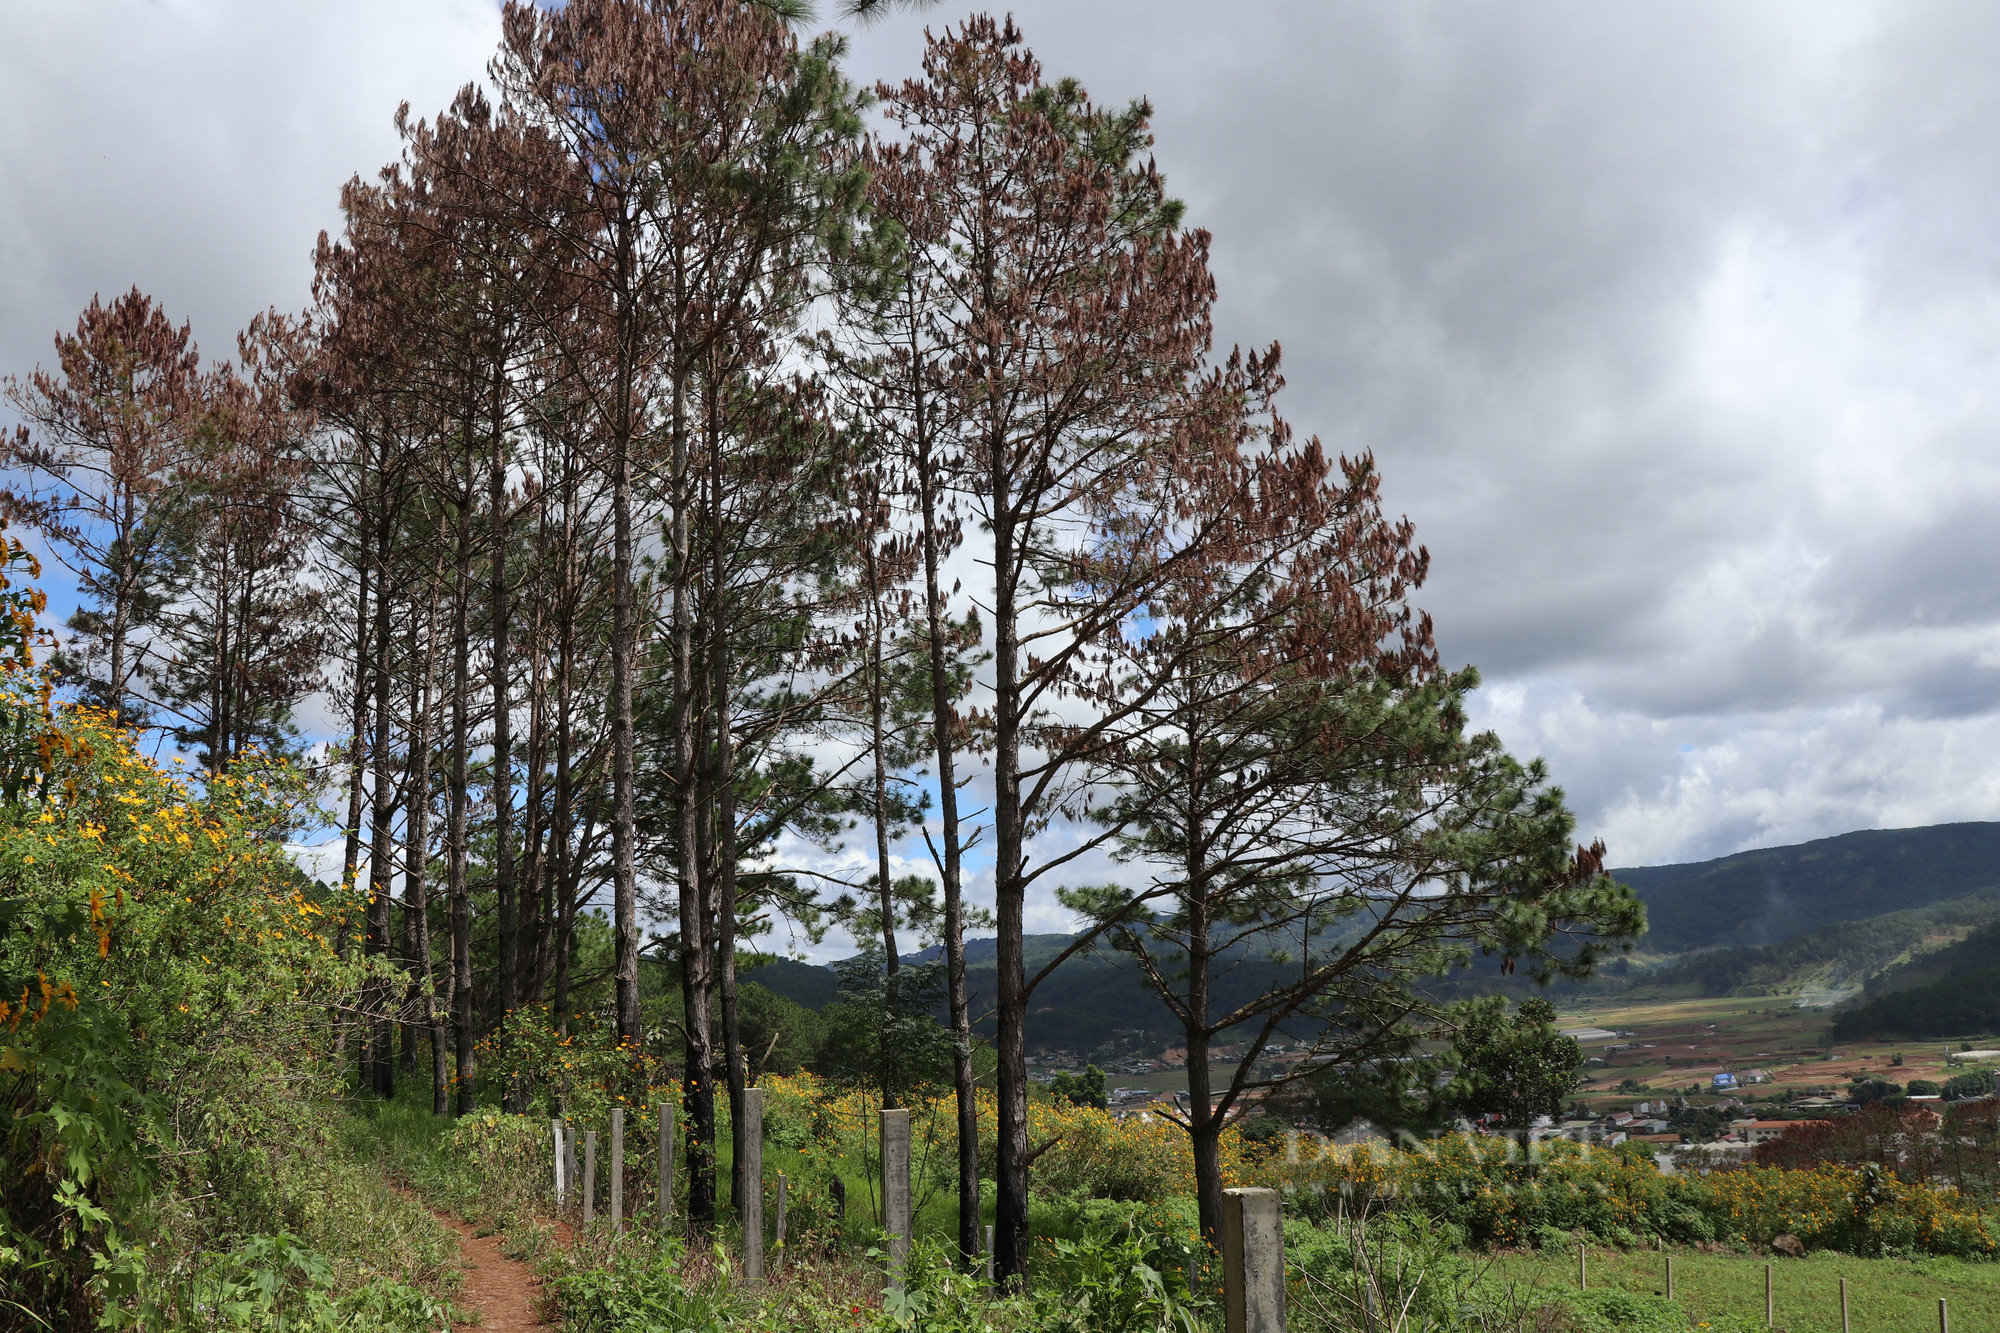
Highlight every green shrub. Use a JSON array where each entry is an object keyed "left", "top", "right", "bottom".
[
  {"left": 0, "top": 994, "right": 156, "bottom": 1324},
  {"left": 1031, "top": 1193, "right": 1201, "bottom": 1253},
  {"left": 1031, "top": 1225, "right": 1211, "bottom": 1333},
  {"left": 877, "top": 1238, "right": 1001, "bottom": 1333},
  {"left": 1289, "top": 1210, "right": 1499, "bottom": 1333},
  {"left": 1552, "top": 1288, "right": 1685, "bottom": 1333},
  {"left": 546, "top": 1238, "right": 739, "bottom": 1333},
  {"left": 1266, "top": 1133, "right": 1998, "bottom": 1257},
  {"left": 126, "top": 1232, "right": 455, "bottom": 1332}
]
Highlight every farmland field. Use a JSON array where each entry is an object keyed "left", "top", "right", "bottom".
[{"left": 1553, "top": 992, "right": 1997, "bottom": 1107}]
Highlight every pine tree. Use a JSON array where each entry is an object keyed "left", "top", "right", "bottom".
[{"left": 869, "top": 19, "right": 1218, "bottom": 1279}]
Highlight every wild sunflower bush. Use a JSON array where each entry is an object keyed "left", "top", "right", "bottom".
[
  {"left": 0, "top": 538, "right": 448, "bottom": 1325},
  {"left": 1263, "top": 1134, "right": 1998, "bottom": 1258}
]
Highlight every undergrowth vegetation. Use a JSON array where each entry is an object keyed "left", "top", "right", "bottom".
[{"left": 362, "top": 1055, "right": 2000, "bottom": 1333}]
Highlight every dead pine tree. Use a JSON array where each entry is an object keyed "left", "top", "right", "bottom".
[{"left": 1, "top": 287, "right": 201, "bottom": 730}]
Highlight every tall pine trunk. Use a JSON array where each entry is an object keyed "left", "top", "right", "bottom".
[
  {"left": 448, "top": 453, "right": 477, "bottom": 1115},
  {"left": 366, "top": 480, "right": 396, "bottom": 1099},
  {"left": 337, "top": 503, "right": 371, "bottom": 979},
  {"left": 916, "top": 426, "right": 981, "bottom": 1260},
  {"left": 709, "top": 451, "right": 747, "bottom": 1217},
  {"left": 609, "top": 233, "right": 643, "bottom": 1048},
  {"left": 672, "top": 349, "right": 717, "bottom": 1231},
  {"left": 488, "top": 368, "right": 517, "bottom": 1107},
  {"left": 551, "top": 571, "right": 576, "bottom": 1039},
  {"left": 1184, "top": 843, "right": 1223, "bottom": 1250},
  {"left": 991, "top": 444, "right": 1030, "bottom": 1282},
  {"left": 407, "top": 601, "right": 449, "bottom": 1116},
  {"left": 865, "top": 530, "right": 901, "bottom": 1111}
]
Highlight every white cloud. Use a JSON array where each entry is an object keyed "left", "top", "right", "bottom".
[
  {"left": 11, "top": 1, "right": 2000, "bottom": 929},
  {"left": 0, "top": 0, "right": 500, "bottom": 384}
]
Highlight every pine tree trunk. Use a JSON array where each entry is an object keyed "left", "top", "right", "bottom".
[
  {"left": 489, "top": 372, "right": 517, "bottom": 1108},
  {"left": 521, "top": 625, "right": 550, "bottom": 1004},
  {"left": 866, "top": 533, "right": 901, "bottom": 1111},
  {"left": 991, "top": 454, "right": 1030, "bottom": 1283},
  {"left": 610, "top": 223, "right": 643, "bottom": 1047},
  {"left": 551, "top": 593, "right": 576, "bottom": 1038},
  {"left": 408, "top": 607, "right": 448, "bottom": 1116},
  {"left": 448, "top": 455, "right": 477, "bottom": 1115},
  {"left": 916, "top": 428, "right": 982, "bottom": 1261},
  {"left": 1187, "top": 1049, "right": 1225, "bottom": 1253},
  {"left": 710, "top": 474, "right": 747, "bottom": 1218},
  {"left": 672, "top": 326, "right": 716, "bottom": 1232},
  {"left": 367, "top": 489, "right": 396, "bottom": 1100},
  {"left": 338, "top": 505, "right": 371, "bottom": 976},
  {"left": 1186, "top": 872, "right": 1222, "bottom": 1250}
]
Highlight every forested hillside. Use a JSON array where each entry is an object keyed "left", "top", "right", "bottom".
[
  {"left": 755, "top": 934, "right": 1325, "bottom": 1051},
  {"left": 1829, "top": 966, "right": 2000, "bottom": 1041},
  {"left": 1612, "top": 822, "right": 2000, "bottom": 953},
  {"left": 1636, "top": 884, "right": 2000, "bottom": 997},
  {"left": 1861, "top": 917, "right": 2000, "bottom": 998}
]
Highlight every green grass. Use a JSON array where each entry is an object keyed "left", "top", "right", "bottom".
[{"left": 1492, "top": 1246, "right": 1998, "bottom": 1332}]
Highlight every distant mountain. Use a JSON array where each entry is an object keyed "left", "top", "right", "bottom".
[
  {"left": 746, "top": 932, "right": 1309, "bottom": 1053},
  {"left": 1613, "top": 822, "right": 2000, "bottom": 955},
  {"left": 743, "top": 823, "right": 2000, "bottom": 1045},
  {"left": 744, "top": 956, "right": 841, "bottom": 1011}
]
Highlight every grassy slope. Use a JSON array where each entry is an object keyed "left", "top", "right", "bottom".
[
  {"left": 1494, "top": 1246, "right": 2000, "bottom": 1333},
  {"left": 358, "top": 1080, "right": 980, "bottom": 1254},
  {"left": 353, "top": 1081, "right": 2000, "bottom": 1333}
]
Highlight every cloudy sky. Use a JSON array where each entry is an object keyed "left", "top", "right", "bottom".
[{"left": 7, "top": 1, "right": 2000, "bottom": 938}]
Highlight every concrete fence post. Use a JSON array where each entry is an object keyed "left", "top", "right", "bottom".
[
  {"left": 774, "top": 1170, "right": 789, "bottom": 1276},
  {"left": 1840, "top": 1278, "right": 1850, "bottom": 1333},
  {"left": 658, "top": 1101, "right": 675, "bottom": 1229},
  {"left": 880, "top": 1107, "right": 912, "bottom": 1289},
  {"left": 583, "top": 1129, "right": 598, "bottom": 1225},
  {"left": 1666, "top": 1254, "right": 1675, "bottom": 1299},
  {"left": 551, "top": 1120, "right": 567, "bottom": 1206},
  {"left": 564, "top": 1121, "right": 578, "bottom": 1214},
  {"left": 743, "top": 1088, "right": 766, "bottom": 1283},
  {"left": 1222, "top": 1187, "right": 1285, "bottom": 1333},
  {"left": 984, "top": 1223, "right": 995, "bottom": 1297},
  {"left": 610, "top": 1108, "right": 626, "bottom": 1232}
]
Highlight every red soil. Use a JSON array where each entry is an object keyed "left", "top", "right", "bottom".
[{"left": 435, "top": 1211, "right": 548, "bottom": 1331}]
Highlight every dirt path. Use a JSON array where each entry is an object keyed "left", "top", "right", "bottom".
[{"left": 434, "top": 1211, "right": 547, "bottom": 1330}]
